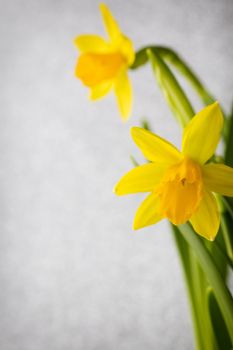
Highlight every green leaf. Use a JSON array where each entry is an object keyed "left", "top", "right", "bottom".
[
  {"left": 178, "top": 223, "right": 233, "bottom": 344},
  {"left": 206, "top": 230, "right": 228, "bottom": 281},
  {"left": 224, "top": 102, "right": 233, "bottom": 167},
  {"left": 223, "top": 102, "right": 233, "bottom": 218},
  {"left": 207, "top": 288, "right": 232, "bottom": 350},
  {"left": 220, "top": 212, "right": 233, "bottom": 264}
]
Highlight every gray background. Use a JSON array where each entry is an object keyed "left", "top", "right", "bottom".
[{"left": 1, "top": 0, "right": 233, "bottom": 349}]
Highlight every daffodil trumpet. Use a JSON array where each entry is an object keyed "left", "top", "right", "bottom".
[
  {"left": 114, "top": 102, "right": 233, "bottom": 241},
  {"left": 74, "top": 3, "right": 135, "bottom": 120}
]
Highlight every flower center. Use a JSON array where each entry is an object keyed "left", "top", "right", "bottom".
[
  {"left": 156, "top": 157, "right": 203, "bottom": 225},
  {"left": 75, "top": 52, "right": 126, "bottom": 87}
]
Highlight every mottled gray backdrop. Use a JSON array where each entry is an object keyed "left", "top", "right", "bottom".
[{"left": 1, "top": 0, "right": 233, "bottom": 349}]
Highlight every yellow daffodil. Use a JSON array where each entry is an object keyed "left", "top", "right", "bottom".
[
  {"left": 74, "top": 3, "right": 135, "bottom": 120},
  {"left": 114, "top": 102, "right": 233, "bottom": 240}
]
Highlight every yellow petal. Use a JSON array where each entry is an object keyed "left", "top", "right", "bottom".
[
  {"left": 99, "top": 4, "right": 135, "bottom": 65},
  {"left": 89, "top": 81, "right": 113, "bottom": 100},
  {"left": 203, "top": 163, "right": 233, "bottom": 196},
  {"left": 133, "top": 193, "right": 163, "bottom": 230},
  {"left": 114, "top": 70, "right": 132, "bottom": 121},
  {"left": 131, "top": 127, "right": 182, "bottom": 164},
  {"left": 189, "top": 189, "right": 220, "bottom": 241},
  {"left": 114, "top": 163, "right": 167, "bottom": 195},
  {"left": 182, "top": 102, "right": 223, "bottom": 164},
  {"left": 99, "top": 3, "right": 121, "bottom": 41},
  {"left": 74, "top": 35, "right": 110, "bottom": 53}
]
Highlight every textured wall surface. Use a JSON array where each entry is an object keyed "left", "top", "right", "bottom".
[{"left": 1, "top": 0, "right": 233, "bottom": 349}]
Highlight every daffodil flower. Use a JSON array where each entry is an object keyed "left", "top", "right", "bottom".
[
  {"left": 74, "top": 3, "right": 135, "bottom": 120},
  {"left": 114, "top": 102, "right": 233, "bottom": 240}
]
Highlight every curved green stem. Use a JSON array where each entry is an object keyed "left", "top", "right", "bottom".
[
  {"left": 147, "top": 49, "right": 194, "bottom": 127},
  {"left": 131, "top": 46, "right": 215, "bottom": 106}
]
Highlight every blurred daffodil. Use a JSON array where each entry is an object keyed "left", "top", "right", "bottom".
[
  {"left": 74, "top": 3, "right": 135, "bottom": 120},
  {"left": 114, "top": 102, "right": 233, "bottom": 240}
]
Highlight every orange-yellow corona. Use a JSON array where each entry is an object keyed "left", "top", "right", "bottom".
[{"left": 114, "top": 102, "right": 233, "bottom": 240}]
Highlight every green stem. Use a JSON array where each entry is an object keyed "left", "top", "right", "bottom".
[
  {"left": 147, "top": 49, "right": 194, "bottom": 127},
  {"left": 222, "top": 197, "right": 233, "bottom": 220},
  {"left": 191, "top": 257, "right": 217, "bottom": 350},
  {"left": 172, "top": 225, "right": 204, "bottom": 349},
  {"left": 213, "top": 239, "right": 233, "bottom": 270},
  {"left": 152, "top": 46, "right": 215, "bottom": 106},
  {"left": 179, "top": 224, "right": 233, "bottom": 343},
  {"left": 131, "top": 46, "right": 215, "bottom": 105},
  {"left": 220, "top": 213, "right": 233, "bottom": 263}
]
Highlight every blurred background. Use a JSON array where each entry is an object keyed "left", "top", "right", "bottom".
[{"left": 1, "top": 0, "right": 233, "bottom": 349}]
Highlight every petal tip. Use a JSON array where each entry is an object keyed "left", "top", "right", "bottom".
[
  {"left": 120, "top": 113, "right": 130, "bottom": 122},
  {"left": 132, "top": 220, "right": 140, "bottom": 230},
  {"left": 99, "top": 2, "right": 106, "bottom": 13},
  {"left": 113, "top": 183, "right": 119, "bottom": 195},
  {"left": 99, "top": 3, "right": 114, "bottom": 27},
  {"left": 99, "top": 2, "right": 106, "bottom": 9},
  {"left": 208, "top": 100, "right": 221, "bottom": 113},
  {"left": 113, "top": 181, "right": 125, "bottom": 196},
  {"left": 130, "top": 126, "right": 141, "bottom": 137},
  {"left": 204, "top": 233, "right": 217, "bottom": 241},
  {"left": 212, "top": 100, "right": 219, "bottom": 107}
]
